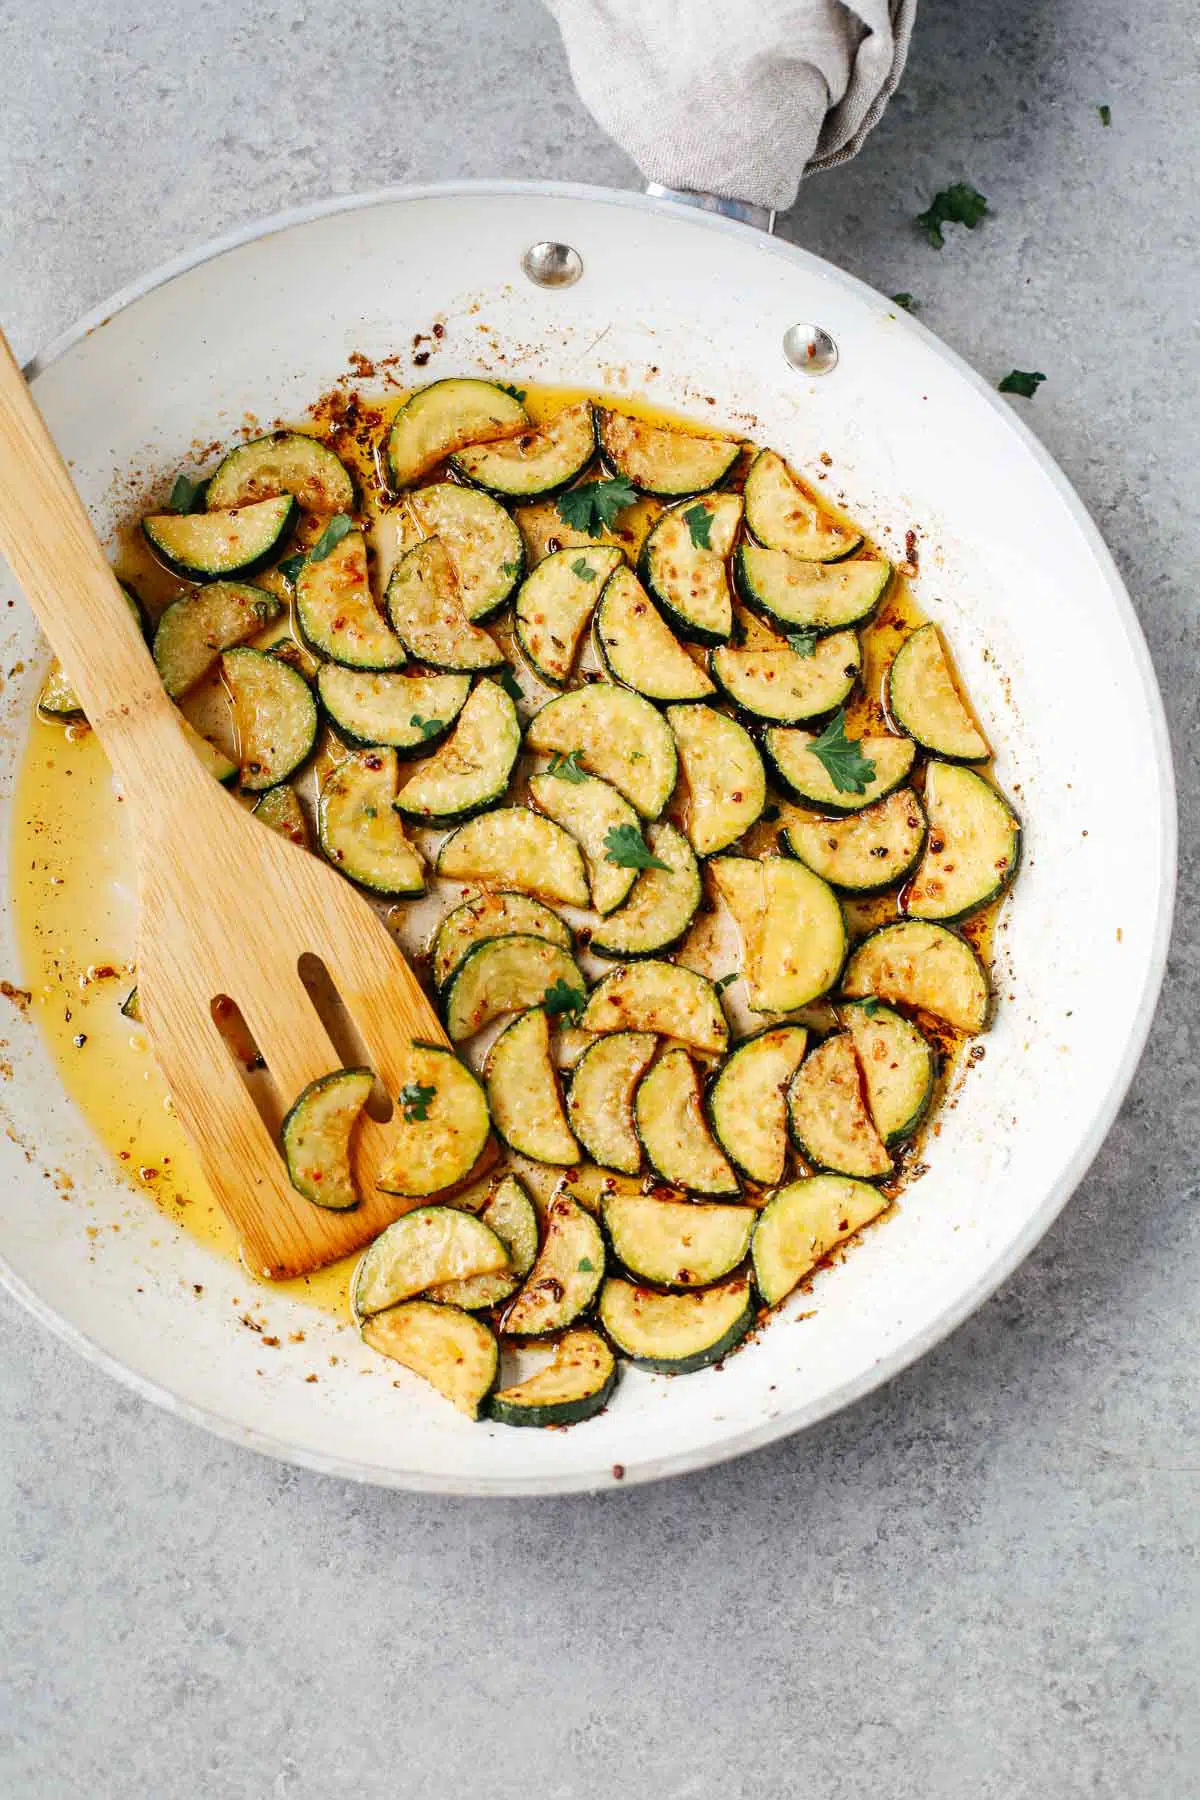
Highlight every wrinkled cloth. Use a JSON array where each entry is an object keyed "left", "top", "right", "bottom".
[{"left": 544, "top": 0, "right": 917, "bottom": 212}]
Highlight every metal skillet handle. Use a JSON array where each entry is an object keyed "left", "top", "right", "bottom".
[{"left": 644, "top": 184, "right": 777, "bottom": 235}]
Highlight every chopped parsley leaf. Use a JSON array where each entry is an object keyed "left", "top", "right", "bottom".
[
  {"left": 307, "top": 513, "right": 354, "bottom": 562},
  {"left": 682, "top": 504, "right": 713, "bottom": 550},
  {"left": 409, "top": 714, "right": 444, "bottom": 740},
  {"left": 787, "top": 628, "right": 820, "bottom": 659},
  {"left": 998, "top": 370, "right": 1047, "bottom": 398},
  {"left": 556, "top": 475, "right": 637, "bottom": 538},
  {"left": 916, "top": 183, "right": 989, "bottom": 249},
  {"left": 168, "top": 472, "right": 206, "bottom": 514},
  {"left": 806, "top": 709, "right": 877, "bottom": 795},
  {"left": 571, "top": 557, "right": 597, "bottom": 581},
  {"left": 542, "top": 977, "right": 587, "bottom": 1023},
  {"left": 546, "top": 749, "right": 588, "bottom": 783},
  {"left": 603, "top": 823, "right": 670, "bottom": 871},
  {"left": 398, "top": 1081, "right": 436, "bottom": 1123}
]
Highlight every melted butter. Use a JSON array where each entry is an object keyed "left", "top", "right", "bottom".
[{"left": 11, "top": 380, "right": 998, "bottom": 1312}]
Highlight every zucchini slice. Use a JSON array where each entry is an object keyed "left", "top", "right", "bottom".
[
  {"left": 735, "top": 546, "right": 890, "bottom": 631},
  {"left": 395, "top": 679, "right": 520, "bottom": 825},
  {"left": 787, "top": 1033, "right": 891, "bottom": 1179},
  {"left": 296, "top": 528, "right": 408, "bottom": 671},
  {"left": 710, "top": 856, "right": 846, "bottom": 1012},
  {"left": 528, "top": 769, "right": 639, "bottom": 916},
  {"left": 317, "top": 664, "right": 471, "bottom": 753},
  {"left": 451, "top": 399, "right": 596, "bottom": 500},
  {"left": 751, "top": 1175, "right": 886, "bottom": 1306},
  {"left": 485, "top": 1007, "right": 580, "bottom": 1165},
  {"left": 384, "top": 539, "right": 505, "bottom": 672},
  {"left": 580, "top": 962, "right": 728, "bottom": 1054},
  {"left": 592, "top": 565, "right": 715, "bottom": 702},
  {"left": 781, "top": 788, "right": 927, "bottom": 894},
  {"left": 375, "top": 1045, "right": 492, "bottom": 1198},
  {"left": 221, "top": 647, "right": 318, "bottom": 791},
  {"left": 386, "top": 378, "right": 529, "bottom": 489},
  {"left": 488, "top": 1328, "right": 616, "bottom": 1428},
  {"left": 437, "top": 808, "right": 589, "bottom": 907},
  {"left": 743, "top": 449, "right": 862, "bottom": 561},
  {"left": 566, "top": 1031, "right": 656, "bottom": 1174},
  {"left": 353, "top": 1204, "right": 510, "bottom": 1318},
  {"left": 639, "top": 493, "right": 743, "bottom": 643},
  {"left": 443, "top": 934, "right": 586, "bottom": 1043},
  {"left": 404, "top": 483, "right": 524, "bottom": 621},
  {"left": 253, "top": 783, "right": 310, "bottom": 848},
  {"left": 667, "top": 704, "right": 766, "bottom": 855},
  {"left": 551, "top": 1165, "right": 645, "bottom": 1217},
  {"left": 905, "top": 763, "right": 1020, "bottom": 922},
  {"left": 599, "top": 1271, "right": 753, "bottom": 1373},
  {"left": 281, "top": 1066, "right": 373, "bottom": 1210},
  {"left": 427, "top": 1174, "right": 540, "bottom": 1311},
  {"left": 37, "top": 660, "right": 86, "bottom": 722},
  {"left": 153, "top": 581, "right": 282, "bottom": 699},
  {"left": 634, "top": 1049, "right": 740, "bottom": 1197},
  {"left": 180, "top": 715, "right": 238, "bottom": 786},
  {"left": 707, "top": 1025, "right": 809, "bottom": 1185},
  {"left": 206, "top": 430, "right": 355, "bottom": 514},
  {"left": 514, "top": 546, "right": 625, "bottom": 687},
  {"left": 842, "top": 1000, "right": 934, "bottom": 1145},
  {"left": 525, "top": 684, "right": 677, "bottom": 819},
  {"left": 515, "top": 494, "right": 661, "bottom": 567},
  {"left": 589, "top": 823, "right": 701, "bottom": 960},
  {"left": 841, "top": 920, "right": 990, "bottom": 1033},
  {"left": 317, "top": 750, "right": 425, "bottom": 897},
  {"left": 361, "top": 1301, "right": 498, "bottom": 1419},
  {"left": 887, "top": 623, "right": 990, "bottom": 761},
  {"left": 143, "top": 494, "right": 297, "bottom": 581},
  {"left": 597, "top": 409, "right": 741, "bottom": 498},
  {"left": 764, "top": 727, "right": 916, "bottom": 814},
  {"left": 604, "top": 1192, "right": 755, "bottom": 1288},
  {"left": 504, "top": 1193, "right": 605, "bottom": 1336},
  {"left": 711, "top": 630, "right": 861, "bottom": 724},
  {"left": 432, "top": 891, "right": 573, "bottom": 990}
]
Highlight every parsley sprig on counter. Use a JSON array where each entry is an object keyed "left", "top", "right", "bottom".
[{"left": 916, "top": 183, "right": 989, "bottom": 249}]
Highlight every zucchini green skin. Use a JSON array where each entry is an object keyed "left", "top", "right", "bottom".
[
  {"left": 566, "top": 1030, "right": 656, "bottom": 1174},
  {"left": 709, "top": 633, "right": 861, "bottom": 726},
  {"left": 527, "top": 769, "right": 639, "bottom": 916},
  {"left": 317, "top": 665, "right": 470, "bottom": 755},
  {"left": 487, "top": 1329, "right": 617, "bottom": 1428},
  {"left": 384, "top": 540, "right": 505, "bottom": 673},
  {"left": 904, "top": 763, "right": 1022, "bottom": 924},
  {"left": 385, "top": 379, "right": 529, "bottom": 490},
  {"left": 484, "top": 1007, "right": 580, "bottom": 1166},
  {"left": 597, "top": 409, "right": 741, "bottom": 499},
  {"left": 886, "top": 623, "right": 990, "bottom": 762},
  {"left": 840, "top": 919, "right": 990, "bottom": 1034},
  {"left": 374, "top": 1046, "right": 493, "bottom": 1200},
  {"left": 317, "top": 751, "right": 426, "bottom": 898},
  {"left": 153, "top": 581, "right": 283, "bottom": 700},
  {"left": 296, "top": 530, "right": 408, "bottom": 672},
  {"left": 592, "top": 565, "right": 715, "bottom": 704},
  {"left": 403, "top": 483, "right": 525, "bottom": 623},
  {"left": 525, "top": 684, "right": 678, "bottom": 820},
  {"left": 436, "top": 808, "right": 590, "bottom": 908},
  {"left": 394, "top": 679, "right": 521, "bottom": 826},
  {"left": 780, "top": 788, "right": 928, "bottom": 896},
  {"left": 763, "top": 728, "right": 916, "bottom": 816},
  {"left": 588, "top": 823, "right": 701, "bottom": 961},
  {"left": 142, "top": 494, "right": 298, "bottom": 582},
  {"left": 427, "top": 1174, "right": 540, "bottom": 1311},
  {"left": 503, "top": 1195, "right": 606, "bottom": 1336},
  {"left": 742, "top": 449, "right": 862, "bottom": 562},
  {"left": 706, "top": 1024, "right": 809, "bottom": 1186},
  {"left": 360, "top": 1301, "right": 499, "bottom": 1419},
  {"left": 222, "top": 646, "right": 319, "bottom": 791},
  {"left": 252, "top": 783, "right": 310, "bottom": 848},
  {"left": 786, "top": 1033, "right": 891, "bottom": 1180},
  {"left": 598, "top": 1273, "right": 754, "bottom": 1373},
  {"left": 206, "top": 430, "right": 356, "bottom": 514},
  {"left": 633, "top": 1049, "right": 742, "bottom": 1199},
  {"left": 280, "top": 1066, "right": 373, "bottom": 1211},
  {"left": 515, "top": 547, "right": 624, "bottom": 688},
  {"left": 602, "top": 1193, "right": 755, "bottom": 1288},
  {"left": 734, "top": 545, "right": 890, "bottom": 633},
  {"left": 841, "top": 1000, "right": 935, "bottom": 1146},
  {"left": 667, "top": 704, "right": 767, "bottom": 856},
  {"left": 432, "top": 891, "right": 573, "bottom": 992},
  {"left": 751, "top": 1175, "right": 885, "bottom": 1307},
  {"left": 442, "top": 934, "right": 587, "bottom": 1043},
  {"left": 450, "top": 400, "right": 596, "bottom": 501},
  {"left": 638, "top": 494, "right": 743, "bottom": 646}
]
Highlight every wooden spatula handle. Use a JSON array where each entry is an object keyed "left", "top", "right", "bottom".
[{"left": 0, "top": 330, "right": 199, "bottom": 796}]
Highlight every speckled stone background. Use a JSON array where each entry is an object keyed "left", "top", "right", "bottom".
[{"left": 2, "top": 1, "right": 1197, "bottom": 1794}]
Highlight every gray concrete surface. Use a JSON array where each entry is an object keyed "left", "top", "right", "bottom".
[{"left": 2, "top": 1, "right": 1197, "bottom": 1794}]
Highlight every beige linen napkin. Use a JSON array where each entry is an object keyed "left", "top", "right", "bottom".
[{"left": 544, "top": 0, "right": 917, "bottom": 212}]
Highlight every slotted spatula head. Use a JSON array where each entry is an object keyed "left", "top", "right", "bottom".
[{"left": 0, "top": 331, "right": 488, "bottom": 1279}]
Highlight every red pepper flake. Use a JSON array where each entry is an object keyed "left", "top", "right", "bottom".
[{"left": 611, "top": 1463, "right": 625, "bottom": 1481}]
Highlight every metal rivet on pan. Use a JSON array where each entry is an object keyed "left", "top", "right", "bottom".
[
  {"left": 521, "top": 242, "right": 584, "bottom": 288},
  {"left": 782, "top": 323, "right": 838, "bottom": 375}
]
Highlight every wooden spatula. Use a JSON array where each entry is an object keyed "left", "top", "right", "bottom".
[{"left": 0, "top": 331, "right": 481, "bottom": 1280}]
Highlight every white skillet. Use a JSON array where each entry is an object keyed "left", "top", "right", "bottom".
[{"left": 0, "top": 182, "right": 1175, "bottom": 1493}]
